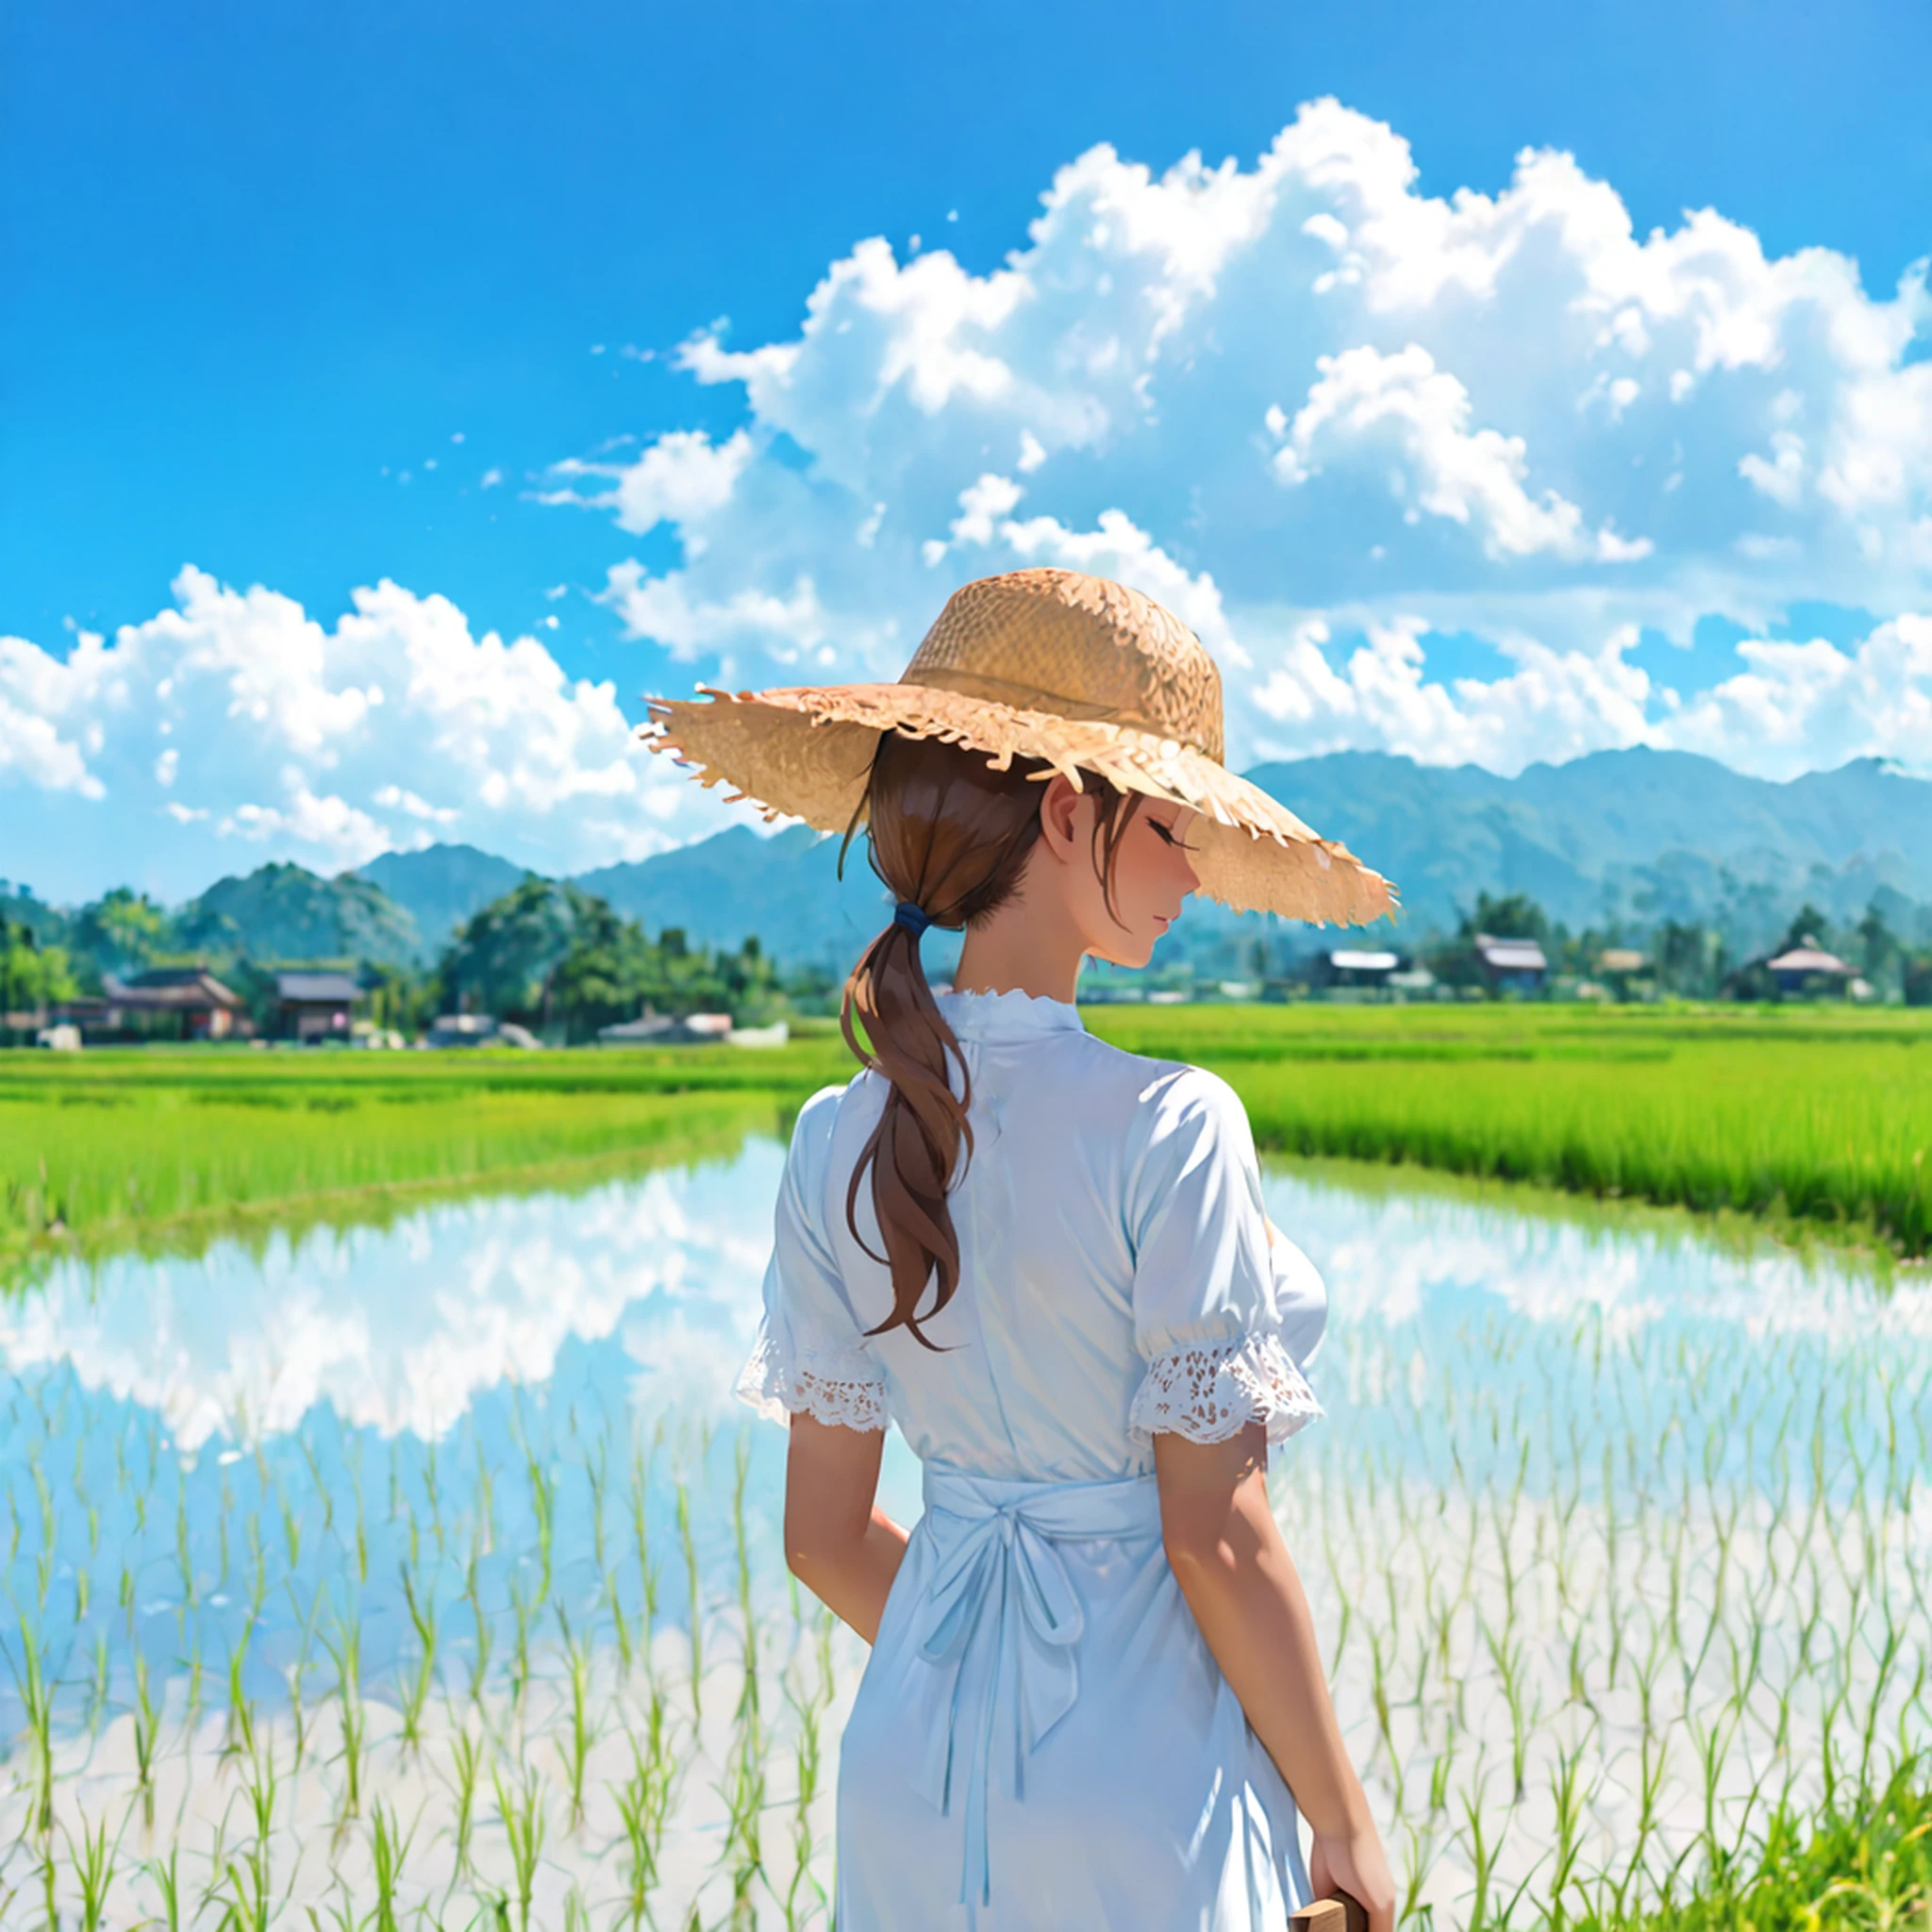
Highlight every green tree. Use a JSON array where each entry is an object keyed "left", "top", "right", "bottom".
[
  {"left": 72, "top": 887, "right": 167, "bottom": 982},
  {"left": 1, "top": 921, "right": 80, "bottom": 1024},
  {"left": 1656, "top": 920, "right": 1724, "bottom": 999},
  {"left": 1856, "top": 902, "right": 1900, "bottom": 986},
  {"left": 1457, "top": 891, "right": 1550, "bottom": 942},
  {"left": 1779, "top": 904, "right": 1833, "bottom": 954},
  {"left": 435, "top": 875, "right": 575, "bottom": 1022}
]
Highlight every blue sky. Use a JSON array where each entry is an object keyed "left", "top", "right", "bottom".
[{"left": 5, "top": 0, "right": 1932, "bottom": 900}]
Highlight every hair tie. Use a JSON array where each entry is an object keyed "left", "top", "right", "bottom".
[{"left": 893, "top": 900, "right": 934, "bottom": 938}]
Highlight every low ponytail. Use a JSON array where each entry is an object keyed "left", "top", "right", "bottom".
[{"left": 840, "top": 732, "right": 1141, "bottom": 1348}]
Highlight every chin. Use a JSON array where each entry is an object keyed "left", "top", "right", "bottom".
[{"left": 1093, "top": 935, "right": 1159, "bottom": 971}]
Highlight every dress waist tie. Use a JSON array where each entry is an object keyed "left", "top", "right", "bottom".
[{"left": 906, "top": 1462, "right": 1165, "bottom": 1908}]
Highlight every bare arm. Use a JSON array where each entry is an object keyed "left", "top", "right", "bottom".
[
  {"left": 1156, "top": 1424, "right": 1395, "bottom": 1932},
  {"left": 783, "top": 1413, "right": 909, "bottom": 1643}
]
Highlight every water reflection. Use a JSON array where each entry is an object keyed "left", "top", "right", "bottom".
[
  {"left": 3, "top": 1141, "right": 1927, "bottom": 1927},
  {"left": 3, "top": 1150, "right": 782, "bottom": 1446},
  {"left": 13, "top": 1149, "right": 1923, "bottom": 1458},
  {"left": 1, "top": 1144, "right": 1920, "bottom": 1716}
]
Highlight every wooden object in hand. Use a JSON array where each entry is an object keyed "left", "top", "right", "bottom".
[{"left": 1291, "top": 1893, "right": 1370, "bottom": 1932}]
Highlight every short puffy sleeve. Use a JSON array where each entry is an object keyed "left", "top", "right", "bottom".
[
  {"left": 1124, "top": 1067, "right": 1323, "bottom": 1450},
  {"left": 735, "top": 1085, "right": 890, "bottom": 1432}
]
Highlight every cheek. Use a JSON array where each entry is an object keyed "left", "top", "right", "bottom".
[{"left": 1112, "top": 842, "right": 1170, "bottom": 921}]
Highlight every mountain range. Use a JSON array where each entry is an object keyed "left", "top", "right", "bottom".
[
  {"left": 28, "top": 749, "right": 1925, "bottom": 973},
  {"left": 1247, "top": 749, "right": 1932, "bottom": 938}
]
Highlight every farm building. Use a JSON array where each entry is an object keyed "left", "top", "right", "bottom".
[
  {"left": 1312, "top": 947, "right": 1402, "bottom": 991},
  {"left": 1474, "top": 935, "right": 1548, "bottom": 993},
  {"left": 424, "top": 1014, "right": 543, "bottom": 1048},
  {"left": 96, "top": 968, "right": 245, "bottom": 1040},
  {"left": 1763, "top": 941, "right": 1855, "bottom": 997},
  {"left": 1596, "top": 948, "right": 1654, "bottom": 998},
  {"left": 596, "top": 1012, "right": 734, "bottom": 1046},
  {"left": 275, "top": 970, "right": 363, "bottom": 1042}
]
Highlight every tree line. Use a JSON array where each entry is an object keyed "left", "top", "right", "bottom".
[{"left": 0, "top": 874, "right": 808, "bottom": 1043}]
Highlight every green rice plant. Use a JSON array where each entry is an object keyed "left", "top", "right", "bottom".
[
  {"left": 519, "top": 1430, "right": 556, "bottom": 1607},
  {"left": 131, "top": 1647, "right": 161, "bottom": 1824},
  {"left": 464, "top": 1557, "right": 496, "bottom": 1708},
  {"left": 782, "top": 1615, "right": 835, "bottom": 1930},
  {"left": 446, "top": 1724, "right": 486, "bottom": 1882},
  {"left": 63, "top": 1805, "right": 118, "bottom": 1932},
  {"left": 555, "top": 1612, "right": 599, "bottom": 1830},
  {"left": 507, "top": 1571, "right": 536, "bottom": 1717},
  {"left": 220, "top": 1842, "right": 273, "bottom": 1932},
  {"left": 368, "top": 1802, "right": 414, "bottom": 1932},
  {"left": 9, "top": 1611, "right": 56, "bottom": 1839},
  {"left": 287, "top": 1622, "right": 318, "bottom": 1771},
  {"left": 677, "top": 1477, "right": 703, "bottom": 1719},
  {"left": 84, "top": 1624, "right": 108, "bottom": 1733},
  {"left": 145, "top": 1848, "right": 182, "bottom": 1932},
  {"left": 492, "top": 1763, "right": 547, "bottom": 1932},
  {"left": 224, "top": 1614, "right": 258, "bottom": 1761},
  {"left": 399, "top": 1561, "right": 440, "bottom": 1750},
  {"left": 322, "top": 1609, "right": 367, "bottom": 1825},
  {"left": 629, "top": 1437, "right": 661, "bottom": 1645},
  {"left": 613, "top": 1727, "right": 673, "bottom": 1930}
]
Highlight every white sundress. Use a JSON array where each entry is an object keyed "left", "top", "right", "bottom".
[{"left": 738, "top": 987, "right": 1330, "bottom": 1931}]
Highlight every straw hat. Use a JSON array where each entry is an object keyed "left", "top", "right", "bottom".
[{"left": 643, "top": 569, "right": 1394, "bottom": 925}]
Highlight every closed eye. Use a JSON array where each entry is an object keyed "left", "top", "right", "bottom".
[{"left": 1148, "top": 819, "right": 1196, "bottom": 853}]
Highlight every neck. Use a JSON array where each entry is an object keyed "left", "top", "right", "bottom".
[{"left": 952, "top": 894, "right": 1086, "bottom": 1005}]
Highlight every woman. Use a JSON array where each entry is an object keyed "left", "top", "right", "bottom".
[{"left": 649, "top": 569, "right": 1398, "bottom": 1931}]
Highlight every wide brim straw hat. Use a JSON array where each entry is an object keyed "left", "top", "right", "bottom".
[{"left": 643, "top": 569, "right": 1395, "bottom": 925}]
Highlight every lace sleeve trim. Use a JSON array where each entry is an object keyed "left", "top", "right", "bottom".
[
  {"left": 735, "top": 1330, "right": 890, "bottom": 1433},
  {"left": 1127, "top": 1330, "right": 1323, "bottom": 1448}
]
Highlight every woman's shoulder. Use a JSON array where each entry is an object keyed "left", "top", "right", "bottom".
[
  {"left": 1073, "top": 1035, "right": 1247, "bottom": 1124},
  {"left": 785, "top": 1076, "right": 863, "bottom": 1174},
  {"left": 1053, "top": 1036, "right": 1254, "bottom": 1164}
]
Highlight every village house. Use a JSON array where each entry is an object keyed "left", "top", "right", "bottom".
[
  {"left": 595, "top": 1011, "right": 735, "bottom": 1046},
  {"left": 1474, "top": 934, "right": 1549, "bottom": 994},
  {"left": 274, "top": 970, "right": 364, "bottom": 1042},
  {"left": 1596, "top": 947, "right": 1654, "bottom": 1000},
  {"left": 90, "top": 967, "right": 246, "bottom": 1041},
  {"left": 1311, "top": 947, "right": 1402, "bottom": 992},
  {"left": 1763, "top": 939, "right": 1856, "bottom": 998}
]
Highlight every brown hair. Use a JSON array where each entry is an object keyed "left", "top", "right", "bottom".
[{"left": 841, "top": 733, "right": 1143, "bottom": 1349}]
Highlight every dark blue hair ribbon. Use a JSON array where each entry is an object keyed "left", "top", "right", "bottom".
[{"left": 893, "top": 900, "right": 934, "bottom": 938}]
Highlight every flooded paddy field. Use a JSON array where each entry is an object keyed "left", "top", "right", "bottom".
[{"left": 0, "top": 1145, "right": 1925, "bottom": 1928}]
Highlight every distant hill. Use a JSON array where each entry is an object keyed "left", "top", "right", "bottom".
[
  {"left": 571, "top": 749, "right": 1932, "bottom": 970},
  {"left": 1246, "top": 750, "right": 1932, "bottom": 941},
  {"left": 175, "top": 862, "right": 421, "bottom": 966},
  {"left": 117, "top": 748, "right": 1927, "bottom": 977},
  {"left": 0, "top": 884, "right": 69, "bottom": 947},
  {"left": 351, "top": 844, "right": 528, "bottom": 956},
  {"left": 574, "top": 825, "right": 899, "bottom": 972}
]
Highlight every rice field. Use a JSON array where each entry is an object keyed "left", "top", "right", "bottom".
[
  {"left": 0, "top": 1143, "right": 1925, "bottom": 1929},
  {"left": 1086, "top": 1004, "right": 1932, "bottom": 1260},
  {"left": 7, "top": 1006, "right": 1931, "bottom": 1294}
]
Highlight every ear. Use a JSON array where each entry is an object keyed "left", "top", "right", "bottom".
[{"left": 1036, "top": 773, "right": 1086, "bottom": 862}]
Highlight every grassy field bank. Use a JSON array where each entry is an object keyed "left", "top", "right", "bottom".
[
  {"left": 1088, "top": 1004, "right": 1932, "bottom": 1260},
  {"left": 5, "top": 1002, "right": 1930, "bottom": 1283},
  {"left": 0, "top": 1044, "right": 850, "bottom": 1283}
]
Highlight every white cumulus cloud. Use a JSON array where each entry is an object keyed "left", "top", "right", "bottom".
[
  {"left": 4, "top": 567, "right": 722, "bottom": 902},
  {"left": 554, "top": 97, "right": 1931, "bottom": 781},
  {"left": 10, "top": 98, "right": 1932, "bottom": 903}
]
